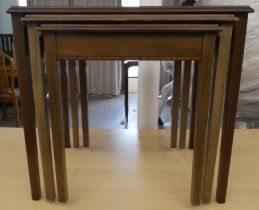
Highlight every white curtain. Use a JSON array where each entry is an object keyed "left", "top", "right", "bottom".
[
  {"left": 73, "top": 0, "right": 119, "bottom": 6},
  {"left": 200, "top": 0, "right": 259, "bottom": 126},
  {"left": 72, "top": 0, "right": 121, "bottom": 96},
  {"left": 162, "top": 0, "right": 181, "bottom": 6},
  {"left": 27, "top": 0, "right": 70, "bottom": 6},
  {"left": 160, "top": 0, "right": 179, "bottom": 92},
  {"left": 28, "top": 0, "right": 122, "bottom": 96}
]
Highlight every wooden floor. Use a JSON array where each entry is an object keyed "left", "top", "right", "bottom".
[{"left": 0, "top": 128, "right": 259, "bottom": 210}]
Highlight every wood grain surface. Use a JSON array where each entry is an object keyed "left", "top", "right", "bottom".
[
  {"left": 27, "top": 23, "right": 56, "bottom": 201},
  {"left": 44, "top": 33, "right": 68, "bottom": 202},
  {"left": 0, "top": 128, "right": 259, "bottom": 210}
]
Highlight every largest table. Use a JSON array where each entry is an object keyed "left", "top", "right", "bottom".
[{"left": 7, "top": 5, "right": 253, "bottom": 205}]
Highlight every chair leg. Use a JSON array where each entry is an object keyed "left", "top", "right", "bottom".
[
  {"left": 2, "top": 102, "right": 8, "bottom": 121},
  {"left": 12, "top": 97, "right": 20, "bottom": 127}
]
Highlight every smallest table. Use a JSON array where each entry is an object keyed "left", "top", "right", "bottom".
[{"left": 30, "top": 21, "right": 222, "bottom": 205}]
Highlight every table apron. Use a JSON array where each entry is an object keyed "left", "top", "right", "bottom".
[{"left": 55, "top": 32, "right": 204, "bottom": 60}]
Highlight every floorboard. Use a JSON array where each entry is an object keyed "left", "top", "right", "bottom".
[{"left": 0, "top": 128, "right": 259, "bottom": 210}]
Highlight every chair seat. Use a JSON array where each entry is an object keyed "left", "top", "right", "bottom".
[{"left": 0, "top": 88, "right": 20, "bottom": 98}]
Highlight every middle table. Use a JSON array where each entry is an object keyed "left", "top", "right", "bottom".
[{"left": 24, "top": 15, "right": 233, "bottom": 206}]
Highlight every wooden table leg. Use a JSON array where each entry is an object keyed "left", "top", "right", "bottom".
[
  {"left": 69, "top": 60, "right": 80, "bottom": 148},
  {"left": 216, "top": 14, "right": 249, "bottom": 203},
  {"left": 189, "top": 62, "right": 198, "bottom": 150},
  {"left": 27, "top": 24, "right": 56, "bottom": 201},
  {"left": 179, "top": 61, "right": 191, "bottom": 149},
  {"left": 44, "top": 33, "right": 68, "bottom": 202},
  {"left": 171, "top": 61, "right": 182, "bottom": 148},
  {"left": 11, "top": 15, "right": 41, "bottom": 200},
  {"left": 79, "top": 60, "right": 89, "bottom": 147},
  {"left": 60, "top": 60, "right": 71, "bottom": 148},
  {"left": 202, "top": 24, "right": 233, "bottom": 204},
  {"left": 191, "top": 35, "right": 216, "bottom": 206}
]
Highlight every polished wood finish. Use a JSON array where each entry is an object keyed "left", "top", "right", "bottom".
[
  {"left": 44, "top": 33, "right": 68, "bottom": 202},
  {"left": 53, "top": 31, "right": 205, "bottom": 60},
  {"left": 191, "top": 35, "right": 216, "bottom": 206},
  {"left": 8, "top": 6, "right": 253, "bottom": 205},
  {"left": 68, "top": 60, "right": 79, "bottom": 148},
  {"left": 8, "top": 6, "right": 254, "bottom": 14},
  {"left": 179, "top": 61, "right": 191, "bottom": 149},
  {"left": 189, "top": 61, "right": 198, "bottom": 149},
  {"left": 22, "top": 14, "right": 239, "bottom": 23},
  {"left": 202, "top": 24, "right": 233, "bottom": 203},
  {"left": 38, "top": 23, "right": 220, "bottom": 205},
  {"left": 171, "top": 61, "right": 182, "bottom": 148},
  {"left": 11, "top": 14, "right": 41, "bottom": 200},
  {"left": 79, "top": 60, "right": 89, "bottom": 147},
  {"left": 60, "top": 60, "right": 71, "bottom": 148},
  {"left": 39, "top": 24, "right": 221, "bottom": 33},
  {"left": 217, "top": 14, "right": 249, "bottom": 204},
  {"left": 27, "top": 24, "right": 56, "bottom": 201}
]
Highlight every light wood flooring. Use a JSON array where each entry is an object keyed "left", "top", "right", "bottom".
[{"left": 0, "top": 128, "right": 259, "bottom": 210}]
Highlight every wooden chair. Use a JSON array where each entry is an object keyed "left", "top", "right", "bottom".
[
  {"left": 0, "top": 51, "right": 20, "bottom": 127},
  {"left": 0, "top": 34, "right": 14, "bottom": 57}
]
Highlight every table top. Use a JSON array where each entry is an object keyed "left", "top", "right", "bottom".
[
  {"left": 0, "top": 128, "right": 258, "bottom": 210},
  {"left": 37, "top": 24, "right": 222, "bottom": 32},
  {"left": 7, "top": 6, "right": 254, "bottom": 14},
  {"left": 22, "top": 14, "right": 239, "bottom": 23}
]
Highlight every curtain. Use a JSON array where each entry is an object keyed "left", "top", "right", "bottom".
[
  {"left": 162, "top": 0, "right": 181, "bottom": 6},
  {"left": 200, "top": 0, "right": 259, "bottom": 127},
  {"left": 73, "top": 0, "right": 119, "bottom": 6},
  {"left": 159, "top": 0, "right": 179, "bottom": 92},
  {"left": 28, "top": 0, "right": 122, "bottom": 96},
  {"left": 27, "top": 0, "right": 70, "bottom": 6},
  {"left": 72, "top": 0, "right": 121, "bottom": 96}
]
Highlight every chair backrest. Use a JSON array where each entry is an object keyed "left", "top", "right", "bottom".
[
  {"left": 0, "top": 51, "right": 16, "bottom": 95},
  {"left": 181, "top": 0, "right": 197, "bottom": 6},
  {"left": 0, "top": 34, "right": 14, "bottom": 57}
]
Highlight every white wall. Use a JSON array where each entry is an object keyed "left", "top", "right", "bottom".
[
  {"left": 140, "top": 0, "right": 162, "bottom": 5},
  {"left": 0, "top": 0, "right": 18, "bottom": 34},
  {"left": 129, "top": 78, "right": 138, "bottom": 93}
]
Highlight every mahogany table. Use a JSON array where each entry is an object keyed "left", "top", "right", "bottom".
[{"left": 8, "top": 6, "right": 253, "bottom": 206}]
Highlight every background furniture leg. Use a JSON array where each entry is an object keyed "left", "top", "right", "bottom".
[
  {"left": 79, "top": 60, "right": 89, "bottom": 147},
  {"left": 171, "top": 61, "right": 182, "bottom": 148},
  {"left": 60, "top": 60, "right": 71, "bottom": 148},
  {"left": 189, "top": 62, "right": 198, "bottom": 150},
  {"left": 179, "top": 61, "right": 191, "bottom": 149},
  {"left": 69, "top": 60, "right": 80, "bottom": 148}
]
